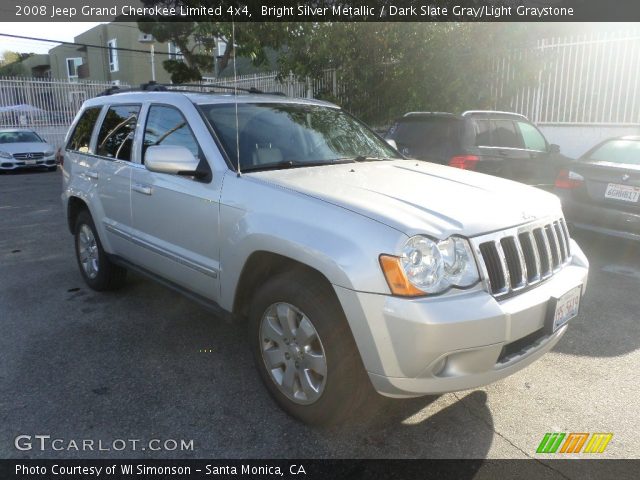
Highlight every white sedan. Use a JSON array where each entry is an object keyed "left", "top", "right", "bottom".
[{"left": 0, "top": 129, "right": 58, "bottom": 171}]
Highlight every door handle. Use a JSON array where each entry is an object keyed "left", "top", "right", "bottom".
[
  {"left": 132, "top": 183, "right": 152, "bottom": 195},
  {"left": 85, "top": 170, "right": 99, "bottom": 179}
]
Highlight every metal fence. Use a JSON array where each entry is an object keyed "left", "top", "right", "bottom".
[
  {"left": 0, "top": 77, "right": 129, "bottom": 147},
  {"left": 203, "top": 70, "right": 338, "bottom": 98},
  {"left": 494, "top": 29, "right": 640, "bottom": 125}
]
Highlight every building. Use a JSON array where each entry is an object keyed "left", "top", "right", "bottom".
[
  {"left": 48, "top": 22, "right": 189, "bottom": 85},
  {"left": 0, "top": 54, "right": 51, "bottom": 77}
]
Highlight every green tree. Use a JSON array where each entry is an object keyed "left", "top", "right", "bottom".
[
  {"left": 137, "top": 1, "right": 288, "bottom": 82},
  {"left": 0, "top": 51, "right": 32, "bottom": 76}
]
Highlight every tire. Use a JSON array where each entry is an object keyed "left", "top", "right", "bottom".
[
  {"left": 249, "top": 269, "right": 372, "bottom": 425},
  {"left": 74, "top": 210, "right": 127, "bottom": 291}
]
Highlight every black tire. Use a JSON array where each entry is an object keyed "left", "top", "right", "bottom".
[
  {"left": 74, "top": 210, "right": 127, "bottom": 291},
  {"left": 249, "top": 269, "right": 372, "bottom": 425}
]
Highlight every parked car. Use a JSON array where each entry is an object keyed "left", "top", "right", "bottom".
[
  {"left": 555, "top": 136, "right": 640, "bottom": 242},
  {"left": 385, "top": 111, "right": 569, "bottom": 188},
  {"left": 0, "top": 129, "right": 58, "bottom": 171},
  {"left": 62, "top": 87, "right": 589, "bottom": 424}
]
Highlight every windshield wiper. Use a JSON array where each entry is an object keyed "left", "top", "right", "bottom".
[{"left": 242, "top": 159, "right": 355, "bottom": 172}]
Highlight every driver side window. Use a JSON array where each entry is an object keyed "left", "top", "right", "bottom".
[{"left": 143, "top": 105, "right": 201, "bottom": 163}]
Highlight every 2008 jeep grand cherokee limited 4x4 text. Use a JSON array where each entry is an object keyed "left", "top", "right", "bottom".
[{"left": 62, "top": 88, "right": 589, "bottom": 424}]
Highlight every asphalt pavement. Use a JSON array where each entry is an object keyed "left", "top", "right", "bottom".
[{"left": 1, "top": 169, "right": 638, "bottom": 472}]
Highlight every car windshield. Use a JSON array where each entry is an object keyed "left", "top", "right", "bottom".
[
  {"left": 199, "top": 102, "right": 397, "bottom": 171},
  {"left": 585, "top": 139, "right": 640, "bottom": 165},
  {"left": 0, "top": 131, "right": 43, "bottom": 144}
]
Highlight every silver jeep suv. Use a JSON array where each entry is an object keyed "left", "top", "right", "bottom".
[{"left": 62, "top": 88, "right": 589, "bottom": 424}]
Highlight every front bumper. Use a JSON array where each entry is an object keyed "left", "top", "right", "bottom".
[
  {"left": 0, "top": 157, "right": 57, "bottom": 170},
  {"left": 334, "top": 240, "right": 589, "bottom": 398}
]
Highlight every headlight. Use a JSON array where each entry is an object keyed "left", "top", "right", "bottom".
[
  {"left": 0, "top": 151, "right": 12, "bottom": 159},
  {"left": 44, "top": 150, "right": 55, "bottom": 157},
  {"left": 380, "top": 235, "right": 479, "bottom": 296}
]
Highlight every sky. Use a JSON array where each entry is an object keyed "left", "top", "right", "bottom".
[{"left": 0, "top": 23, "right": 103, "bottom": 54}]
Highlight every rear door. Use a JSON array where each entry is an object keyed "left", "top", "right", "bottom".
[
  {"left": 469, "top": 118, "right": 531, "bottom": 181},
  {"left": 93, "top": 104, "right": 140, "bottom": 258},
  {"left": 129, "top": 103, "right": 221, "bottom": 301},
  {"left": 466, "top": 117, "right": 563, "bottom": 186}
]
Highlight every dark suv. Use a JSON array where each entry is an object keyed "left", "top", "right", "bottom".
[{"left": 385, "top": 111, "right": 568, "bottom": 188}]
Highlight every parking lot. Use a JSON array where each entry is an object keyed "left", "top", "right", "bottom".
[{"left": 1, "top": 170, "right": 639, "bottom": 466}]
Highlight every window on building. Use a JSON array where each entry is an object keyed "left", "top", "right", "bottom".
[
  {"left": 107, "top": 39, "right": 119, "bottom": 72},
  {"left": 168, "top": 41, "right": 183, "bottom": 61},
  {"left": 66, "top": 58, "right": 83, "bottom": 80}
]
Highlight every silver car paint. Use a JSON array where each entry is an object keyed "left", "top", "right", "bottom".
[{"left": 62, "top": 91, "right": 589, "bottom": 398}]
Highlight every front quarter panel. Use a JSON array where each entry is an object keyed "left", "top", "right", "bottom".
[{"left": 217, "top": 172, "right": 407, "bottom": 311}]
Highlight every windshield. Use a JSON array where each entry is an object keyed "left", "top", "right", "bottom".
[
  {"left": 0, "top": 131, "right": 43, "bottom": 144},
  {"left": 585, "top": 139, "right": 640, "bottom": 166},
  {"left": 199, "top": 103, "right": 397, "bottom": 171}
]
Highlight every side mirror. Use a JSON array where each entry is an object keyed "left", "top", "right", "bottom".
[
  {"left": 386, "top": 138, "right": 398, "bottom": 150},
  {"left": 145, "top": 145, "right": 200, "bottom": 176},
  {"left": 549, "top": 143, "right": 561, "bottom": 154}
]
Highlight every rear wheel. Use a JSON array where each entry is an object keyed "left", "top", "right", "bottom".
[
  {"left": 74, "top": 210, "right": 126, "bottom": 291},
  {"left": 249, "top": 270, "right": 372, "bottom": 425}
]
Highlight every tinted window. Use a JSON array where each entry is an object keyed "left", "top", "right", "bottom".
[
  {"left": 143, "top": 105, "right": 201, "bottom": 162},
  {"left": 517, "top": 121, "right": 547, "bottom": 151},
  {"left": 473, "top": 119, "right": 492, "bottom": 146},
  {"left": 388, "top": 117, "right": 458, "bottom": 149},
  {"left": 96, "top": 105, "right": 140, "bottom": 160},
  {"left": 586, "top": 139, "right": 640, "bottom": 165},
  {"left": 67, "top": 107, "right": 101, "bottom": 153},
  {"left": 492, "top": 120, "right": 522, "bottom": 148},
  {"left": 472, "top": 119, "right": 524, "bottom": 148},
  {"left": 200, "top": 103, "right": 396, "bottom": 171}
]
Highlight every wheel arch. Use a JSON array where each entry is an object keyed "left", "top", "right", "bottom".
[
  {"left": 232, "top": 251, "right": 335, "bottom": 318},
  {"left": 67, "top": 196, "right": 90, "bottom": 233}
]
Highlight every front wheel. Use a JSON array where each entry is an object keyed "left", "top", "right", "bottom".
[
  {"left": 249, "top": 270, "right": 372, "bottom": 425},
  {"left": 74, "top": 210, "right": 126, "bottom": 291}
]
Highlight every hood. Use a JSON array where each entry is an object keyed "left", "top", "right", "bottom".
[
  {"left": 0, "top": 142, "right": 54, "bottom": 154},
  {"left": 249, "top": 160, "right": 562, "bottom": 238}
]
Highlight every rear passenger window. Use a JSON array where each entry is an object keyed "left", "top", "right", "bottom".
[
  {"left": 67, "top": 107, "right": 101, "bottom": 153},
  {"left": 96, "top": 105, "right": 140, "bottom": 161},
  {"left": 491, "top": 120, "right": 522, "bottom": 148},
  {"left": 142, "top": 105, "right": 201, "bottom": 162},
  {"left": 473, "top": 119, "right": 523, "bottom": 149}
]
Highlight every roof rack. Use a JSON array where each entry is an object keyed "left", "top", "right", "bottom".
[
  {"left": 461, "top": 110, "right": 528, "bottom": 119},
  {"left": 98, "top": 81, "right": 286, "bottom": 97}
]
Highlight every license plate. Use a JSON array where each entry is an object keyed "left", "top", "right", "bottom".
[
  {"left": 605, "top": 183, "right": 640, "bottom": 203},
  {"left": 546, "top": 285, "right": 581, "bottom": 334},
  {"left": 24, "top": 159, "right": 36, "bottom": 165}
]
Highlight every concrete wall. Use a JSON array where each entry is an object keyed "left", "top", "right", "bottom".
[{"left": 539, "top": 125, "right": 640, "bottom": 159}]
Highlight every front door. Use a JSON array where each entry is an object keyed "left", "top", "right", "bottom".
[{"left": 129, "top": 104, "right": 221, "bottom": 301}]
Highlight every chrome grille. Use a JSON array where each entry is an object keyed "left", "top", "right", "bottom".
[
  {"left": 474, "top": 218, "right": 572, "bottom": 298},
  {"left": 13, "top": 152, "right": 45, "bottom": 160}
]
